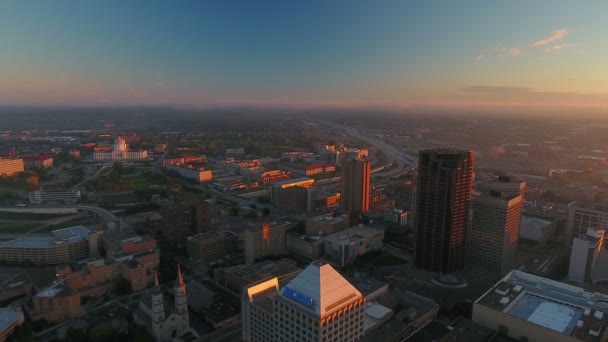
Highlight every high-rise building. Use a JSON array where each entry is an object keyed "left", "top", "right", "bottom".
[
  {"left": 568, "top": 228, "right": 608, "bottom": 283},
  {"left": 242, "top": 261, "right": 366, "bottom": 342},
  {"left": 566, "top": 201, "right": 608, "bottom": 245},
  {"left": 340, "top": 158, "right": 371, "bottom": 214},
  {"left": 467, "top": 192, "right": 523, "bottom": 273},
  {"left": 414, "top": 149, "right": 474, "bottom": 273},
  {"left": 159, "top": 199, "right": 212, "bottom": 247},
  {"left": 244, "top": 222, "right": 288, "bottom": 265}
]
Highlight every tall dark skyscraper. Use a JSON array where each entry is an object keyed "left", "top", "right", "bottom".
[
  {"left": 414, "top": 149, "right": 474, "bottom": 273},
  {"left": 340, "top": 158, "right": 371, "bottom": 214}
]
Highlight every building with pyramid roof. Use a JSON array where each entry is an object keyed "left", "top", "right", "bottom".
[{"left": 242, "top": 260, "right": 366, "bottom": 342}]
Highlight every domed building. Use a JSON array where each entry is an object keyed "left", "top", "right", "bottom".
[{"left": 94, "top": 137, "right": 148, "bottom": 161}]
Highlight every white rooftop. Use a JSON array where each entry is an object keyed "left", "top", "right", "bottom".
[
  {"left": 364, "top": 302, "right": 393, "bottom": 332},
  {"left": 528, "top": 302, "right": 576, "bottom": 333},
  {"left": 278, "top": 261, "right": 363, "bottom": 318},
  {"left": 365, "top": 301, "right": 392, "bottom": 320}
]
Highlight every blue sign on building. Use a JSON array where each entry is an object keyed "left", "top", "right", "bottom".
[{"left": 284, "top": 287, "right": 314, "bottom": 307}]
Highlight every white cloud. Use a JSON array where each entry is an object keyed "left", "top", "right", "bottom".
[
  {"left": 545, "top": 44, "right": 574, "bottom": 52},
  {"left": 477, "top": 28, "right": 574, "bottom": 60},
  {"left": 507, "top": 48, "right": 521, "bottom": 56},
  {"left": 532, "top": 28, "right": 569, "bottom": 47},
  {"left": 475, "top": 47, "right": 520, "bottom": 60}
]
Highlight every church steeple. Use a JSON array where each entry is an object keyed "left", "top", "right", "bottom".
[
  {"left": 151, "top": 272, "right": 165, "bottom": 323},
  {"left": 174, "top": 264, "right": 188, "bottom": 315},
  {"left": 177, "top": 264, "right": 185, "bottom": 288}
]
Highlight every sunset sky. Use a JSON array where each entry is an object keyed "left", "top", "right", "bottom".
[{"left": 1, "top": 1, "right": 607, "bottom": 109}]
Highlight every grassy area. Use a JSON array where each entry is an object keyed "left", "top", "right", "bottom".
[
  {"left": 0, "top": 211, "right": 67, "bottom": 220},
  {"left": 371, "top": 253, "right": 408, "bottom": 267},
  {"left": 0, "top": 222, "right": 42, "bottom": 233}
]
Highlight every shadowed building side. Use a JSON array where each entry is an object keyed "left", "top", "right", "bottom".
[{"left": 414, "top": 149, "right": 474, "bottom": 274}]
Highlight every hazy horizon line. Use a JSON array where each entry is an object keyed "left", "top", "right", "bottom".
[{"left": 0, "top": 101, "right": 606, "bottom": 113}]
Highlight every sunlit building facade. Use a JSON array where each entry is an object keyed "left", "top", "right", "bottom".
[
  {"left": 340, "top": 158, "right": 371, "bottom": 214},
  {"left": 271, "top": 177, "right": 315, "bottom": 213},
  {"left": 242, "top": 261, "right": 365, "bottom": 342},
  {"left": 0, "top": 158, "right": 24, "bottom": 176},
  {"left": 568, "top": 228, "right": 608, "bottom": 284}
]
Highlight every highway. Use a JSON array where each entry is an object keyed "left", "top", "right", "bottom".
[
  {"left": 320, "top": 121, "right": 417, "bottom": 176},
  {"left": 74, "top": 205, "right": 119, "bottom": 221}
]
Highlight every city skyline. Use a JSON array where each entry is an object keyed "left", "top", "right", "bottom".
[{"left": 1, "top": 1, "right": 608, "bottom": 111}]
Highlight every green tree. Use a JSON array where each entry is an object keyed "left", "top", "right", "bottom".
[
  {"left": 113, "top": 162, "right": 124, "bottom": 174},
  {"left": 89, "top": 324, "right": 115, "bottom": 342},
  {"left": 65, "top": 328, "right": 88, "bottom": 342},
  {"left": 132, "top": 326, "right": 153, "bottom": 342},
  {"left": 113, "top": 277, "right": 131, "bottom": 295},
  {"left": 7, "top": 322, "right": 38, "bottom": 342}
]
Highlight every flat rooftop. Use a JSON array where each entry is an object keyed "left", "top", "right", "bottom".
[
  {"left": 308, "top": 213, "right": 348, "bottom": 223},
  {"left": 245, "top": 221, "right": 290, "bottom": 232},
  {"left": 52, "top": 225, "right": 92, "bottom": 242},
  {"left": 0, "top": 225, "right": 92, "bottom": 249},
  {"left": 325, "top": 225, "right": 383, "bottom": 242},
  {"left": 271, "top": 177, "right": 314, "bottom": 187},
  {"left": 345, "top": 272, "right": 387, "bottom": 298},
  {"left": 363, "top": 301, "right": 393, "bottom": 332},
  {"left": 224, "top": 258, "right": 301, "bottom": 282},
  {"left": 35, "top": 280, "right": 69, "bottom": 298},
  {"left": 569, "top": 201, "right": 608, "bottom": 212},
  {"left": 101, "top": 226, "right": 143, "bottom": 244},
  {"left": 476, "top": 270, "right": 608, "bottom": 341},
  {"left": 190, "top": 230, "right": 236, "bottom": 241},
  {"left": 520, "top": 214, "right": 554, "bottom": 241},
  {"left": 287, "top": 231, "right": 325, "bottom": 244}
]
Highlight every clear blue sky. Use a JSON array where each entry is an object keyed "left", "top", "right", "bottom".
[{"left": 1, "top": 0, "right": 607, "bottom": 108}]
